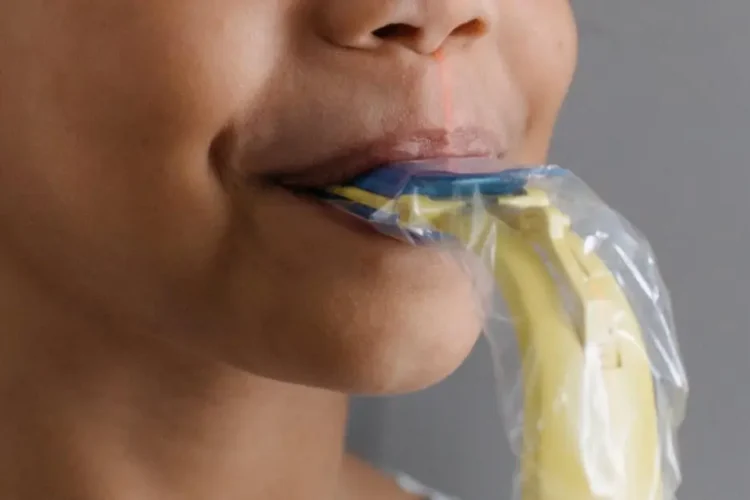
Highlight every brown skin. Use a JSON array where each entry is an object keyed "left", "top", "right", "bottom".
[{"left": 0, "top": 1, "right": 577, "bottom": 499}]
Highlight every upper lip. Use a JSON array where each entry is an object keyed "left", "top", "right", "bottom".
[{"left": 268, "top": 127, "right": 508, "bottom": 188}]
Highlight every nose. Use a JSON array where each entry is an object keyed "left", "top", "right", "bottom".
[{"left": 315, "top": 0, "right": 493, "bottom": 55}]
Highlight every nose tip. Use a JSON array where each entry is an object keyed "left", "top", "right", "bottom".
[{"left": 316, "top": 1, "right": 492, "bottom": 55}]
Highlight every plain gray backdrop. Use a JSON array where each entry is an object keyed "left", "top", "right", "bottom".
[{"left": 347, "top": 1, "right": 750, "bottom": 498}]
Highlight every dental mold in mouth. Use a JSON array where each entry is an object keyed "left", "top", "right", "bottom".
[{"left": 318, "top": 159, "right": 688, "bottom": 500}]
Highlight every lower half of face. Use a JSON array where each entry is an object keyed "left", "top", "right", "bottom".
[{"left": 0, "top": 0, "right": 577, "bottom": 394}]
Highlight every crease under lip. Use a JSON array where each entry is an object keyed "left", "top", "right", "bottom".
[{"left": 266, "top": 127, "right": 508, "bottom": 189}]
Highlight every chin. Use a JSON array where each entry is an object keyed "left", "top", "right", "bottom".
[
  {"left": 194, "top": 185, "right": 486, "bottom": 394},
  {"left": 194, "top": 245, "right": 484, "bottom": 395},
  {"left": 334, "top": 299, "right": 484, "bottom": 396},
  {"left": 283, "top": 248, "right": 485, "bottom": 395}
]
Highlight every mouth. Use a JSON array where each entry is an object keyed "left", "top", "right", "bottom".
[{"left": 265, "top": 127, "right": 508, "bottom": 190}]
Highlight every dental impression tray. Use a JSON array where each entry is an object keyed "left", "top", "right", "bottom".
[{"left": 313, "top": 161, "right": 688, "bottom": 500}]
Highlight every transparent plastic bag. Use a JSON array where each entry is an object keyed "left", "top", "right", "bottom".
[{"left": 317, "top": 161, "right": 688, "bottom": 500}]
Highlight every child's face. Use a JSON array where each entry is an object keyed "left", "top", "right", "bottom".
[{"left": 0, "top": 1, "right": 576, "bottom": 392}]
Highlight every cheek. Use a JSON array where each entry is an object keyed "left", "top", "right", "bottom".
[
  {"left": 53, "top": 1, "right": 283, "bottom": 146},
  {"left": 524, "top": 3, "right": 578, "bottom": 114},
  {"left": 0, "top": 1, "right": 289, "bottom": 320},
  {"left": 500, "top": 0, "right": 578, "bottom": 162},
  {"left": 0, "top": 152, "right": 227, "bottom": 328}
]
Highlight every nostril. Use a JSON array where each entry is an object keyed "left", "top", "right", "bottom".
[
  {"left": 367, "top": 17, "right": 488, "bottom": 53},
  {"left": 372, "top": 18, "right": 486, "bottom": 43},
  {"left": 451, "top": 18, "right": 487, "bottom": 37},
  {"left": 372, "top": 23, "right": 422, "bottom": 40}
]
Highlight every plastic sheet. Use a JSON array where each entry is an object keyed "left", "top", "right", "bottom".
[{"left": 316, "top": 161, "right": 688, "bottom": 500}]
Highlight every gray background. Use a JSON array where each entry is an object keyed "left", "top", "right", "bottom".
[{"left": 347, "top": 1, "right": 750, "bottom": 499}]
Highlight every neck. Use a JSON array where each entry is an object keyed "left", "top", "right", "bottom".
[{"left": 0, "top": 265, "right": 349, "bottom": 500}]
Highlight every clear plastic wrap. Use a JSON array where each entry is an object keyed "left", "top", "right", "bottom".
[{"left": 316, "top": 161, "right": 688, "bottom": 500}]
